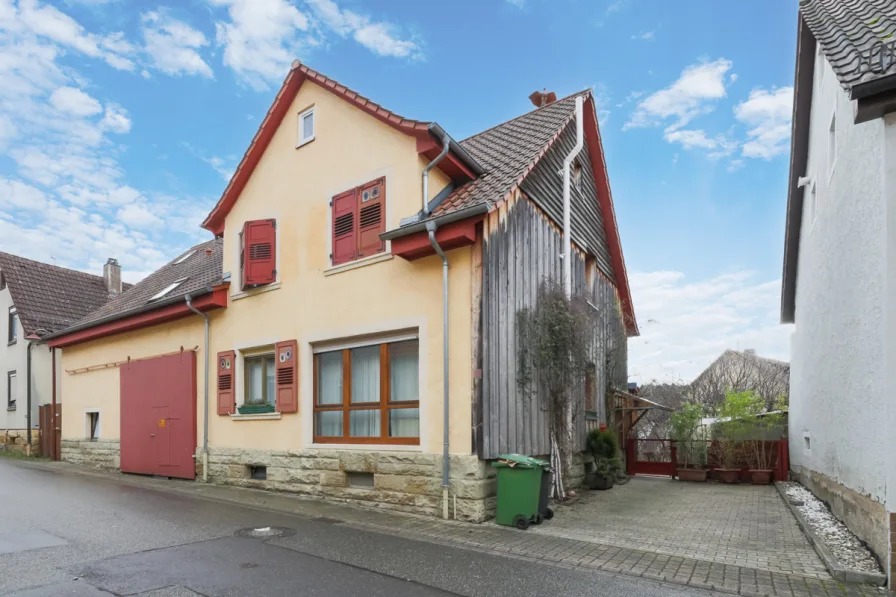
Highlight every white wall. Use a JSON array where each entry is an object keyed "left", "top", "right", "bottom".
[
  {"left": 789, "top": 54, "right": 888, "bottom": 504},
  {"left": 0, "top": 285, "right": 62, "bottom": 433}
]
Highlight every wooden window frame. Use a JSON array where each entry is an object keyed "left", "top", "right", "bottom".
[
  {"left": 7, "top": 371, "right": 15, "bottom": 410},
  {"left": 8, "top": 307, "right": 17, "bottom": 345},
  {"left": 243, "top": 353, "right": 276, "bottom": 407},
  {"left": 313, "top": 341, "right": 419, "bottom": 445}
]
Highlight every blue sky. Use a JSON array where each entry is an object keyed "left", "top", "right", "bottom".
[{"left": 0, "top": 0, "right": 798, "bottom": 381}]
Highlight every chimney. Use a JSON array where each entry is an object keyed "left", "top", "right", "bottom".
[
  {"left": 103, "top": 258, "right": 122, "bottom": 296},
  {"left": 528, "top": 88, "right": 558, "bottom": 108}
]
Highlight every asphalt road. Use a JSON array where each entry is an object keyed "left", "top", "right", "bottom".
[{"left": 0, "top": 457, "right": 722, "bottom": 597}]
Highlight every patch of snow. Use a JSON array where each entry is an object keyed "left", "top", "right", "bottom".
[{"left": 781, "top": 482, "right": 882, "bottom": 574}]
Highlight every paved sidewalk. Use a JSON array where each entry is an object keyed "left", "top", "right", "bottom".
[
  {"left": 12, "top": 459, "right": 887, "bottom": 597},
  {"left": 532, "top": 476, "right": 829, "bottom": 579}
]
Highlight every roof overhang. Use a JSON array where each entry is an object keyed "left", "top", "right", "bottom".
[
  {"left": 781, "top": 15, "right": 816, "bottom": 324},
  {"left": 582, "top": 95, "right": 639, "bottom": 336},
  {"left": 47, "top": 284, "right": 228, "bottom": 348},
  {"left": 201, "top": 62, "right": 482, "bottom": 237}
]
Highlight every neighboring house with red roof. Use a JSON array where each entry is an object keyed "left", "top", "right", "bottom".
[
  {"left": 781, "top": 0, "right": 896, "bottom": 583},
  {"left": 0, "top": 254, "right": 127, "bottom": 453},
  {"left": 47, "top": 61, "right": 637, "bottom": 521}
]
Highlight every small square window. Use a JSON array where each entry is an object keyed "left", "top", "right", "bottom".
[
  {"left": 7, "top": 371, "right": 16, "bottom": 410},
  {"left": 298, "top": 107, "right": 315, "bottom": 147},
  {"left": 8, "top": 306, "right": 17, "bottom": 344},
  {"left": 244, "top": 353, "right": 276, "bottom": 407}
]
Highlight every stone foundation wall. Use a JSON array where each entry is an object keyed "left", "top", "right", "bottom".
[
  {"left": 791, "top": 465, "right": 888, "bottom": 570},
  {"left": 0, "top": 429, "right": 39, "bottom": 454},
  {"left": 199, "top": 448, "right": 496, "bottom": 522},
  {"left": 61, "top": 439, "right": 120, "bottom": 470}
]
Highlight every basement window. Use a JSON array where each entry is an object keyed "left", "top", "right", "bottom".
[
  {"left": 347, "top": 472, "right": 374, "bottom": 488},
  {"left": 149, "top": 278, "right": 188, "bottom": 302},
  {"left": 248, "top": 465, "right": 267, "bottom": 480}
]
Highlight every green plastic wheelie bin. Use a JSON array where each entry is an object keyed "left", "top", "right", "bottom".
[{"left": 492, "top": 454, "right": 549, "bottom": 530}]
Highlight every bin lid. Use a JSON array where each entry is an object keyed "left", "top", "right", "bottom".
[{"left": 492, "top": 454, "right": 550, "bottom": 468}]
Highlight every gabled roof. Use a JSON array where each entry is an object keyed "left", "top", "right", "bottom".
[
  {"left": 0, "top": 253, "right": 128, "bottom": 336},
  {"left": 800, "top": 0, "right": 896, "bottom": 94},
  {"left": 59, "top": 238, "right": 224, "bottom": 334},
  {"left": 201, "top": 61, "right": 482, "bottom": 236}
]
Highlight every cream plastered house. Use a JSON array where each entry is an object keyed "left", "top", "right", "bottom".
[{"left": 47, "top": 62, "right": 637, "bottom": 521}]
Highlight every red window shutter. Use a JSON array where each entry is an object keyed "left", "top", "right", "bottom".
[
  {"left": 331, "top": 189, "right": 357, "bottom": 265},
  {"left": 243, "top": 219, "right": 276, "bottom": 287},
  {"left": 216, "top": 350, "right": 235, "bottom": 415},
  {"left": 357, "top": 177, "right": 385, "bottom": 258},
  {"left": 274, "top": 339, "right": 298, "bottom": 413}
]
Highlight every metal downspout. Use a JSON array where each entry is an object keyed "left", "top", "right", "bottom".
[
  {"left": 51, "top": 347, "right": 57, "bottom": 460},
  {"left": 185, "top": 295, "right": 210, "bottom": 483},
  {"left": 561, "top": 96, "right": 585, "bottom": 297},
  {"left": 422, "top": 132, "right": 453, "bottom": 519},
  {"left": 26, "top": 341, "right": 32, "bottom": 456}
]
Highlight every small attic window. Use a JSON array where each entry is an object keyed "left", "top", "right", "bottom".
[
  {"left": 149, "top": 278, "right": 188, "bottom": 302},
  {"left": 297, "top": 106, "right": 315, "bottom": 147},
  {"left": 571, "top": 161, "right": 583, "bottom": 192},
  {"left": 173, "top": 251, "right": 196, "bottom": 265}
]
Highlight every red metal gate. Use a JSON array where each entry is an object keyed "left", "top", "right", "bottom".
[
  {"left": 120, "top": 351, "right": 196, "bottom": 479},
  {"left": 626, "top": 438, "right": 677, "bottom": 477}
]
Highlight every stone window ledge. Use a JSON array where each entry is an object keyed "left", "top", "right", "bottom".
[
  {"left": 323, "top": 253, "right": 392, "bottom": 277},
  {"left": 230, "top": 412, "right": 282, "bottom": 421},
  {"left": 309, "top": 442, "right": 421, "bottom": 452}
]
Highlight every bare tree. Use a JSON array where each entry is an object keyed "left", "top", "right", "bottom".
[{"left": 690, "top": 350, "right": 789, "bottom": 415}]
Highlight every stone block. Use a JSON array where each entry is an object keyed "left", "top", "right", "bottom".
[
  {"left": 375, "top": 461, "right": 439, "bottom": 477},
  {"left": 451, "top": 478, "right": 496, "bottom": 500},
  {"left": 375, "top": 474, "right": 441, "bottom": 495},
  {"left": 378, "top": 452, "right": 438, "bottom": 466},
  {"left": 448, "top": 455, "right": 489, "bottom": 479},
  {"left": 338, "top": 452, "right": 377, "bottom": 473},
  {"left": 320, "top": 471, "right": 346, "bottom": 487}
]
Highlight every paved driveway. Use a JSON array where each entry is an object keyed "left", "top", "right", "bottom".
[{"left": 533, "top": 476, "right": 829, "bottom": 580}]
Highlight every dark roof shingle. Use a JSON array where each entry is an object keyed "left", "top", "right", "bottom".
[
  {"left": 0, "top": 253, "right": 126, "bottom": 335},
  {"left": 433, "top": 92, "right": 587, "bottom": 216},
  {"left": 801, "top": 0, "right": 896, "bottom": 88},
  {"left": 69, "top": 238, "right": 223, "bottom": 330}
]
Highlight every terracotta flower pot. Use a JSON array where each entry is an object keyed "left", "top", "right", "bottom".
[
  {"left": 749, "top": 469, "right": 773, "bottom": 485},
  {"left": 677, "top": 468, "right": 707, "bottom": 482},
  {"left": 715, "top": 468, "right": 740, "bottom": 484}
]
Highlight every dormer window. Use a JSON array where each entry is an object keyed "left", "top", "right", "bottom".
[{"left": 297, "top": 106, "right": 315, "bottom": 147}]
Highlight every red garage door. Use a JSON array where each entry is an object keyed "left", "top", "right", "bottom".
[{"left": 120, "top": 351, "right": 197, "bottom": 479}]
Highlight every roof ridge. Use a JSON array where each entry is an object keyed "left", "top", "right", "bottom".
[
  {"left": 460, "top": 88, "right": 592, "bottom": 144},
  {"left": 0, "top": 251, "right": 105, "bottom": 282}
]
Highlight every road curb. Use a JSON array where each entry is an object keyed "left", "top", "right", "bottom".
[{"left": 775, "top": 482, "right": 886, "bottom": 586}]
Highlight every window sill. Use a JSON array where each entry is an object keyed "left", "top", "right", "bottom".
[
  {"left": 324, "top": 253, "right": 392, "bottom": 277},
  {"left": 230, "top": 412, "right": 282, "bottom": 421},
  {"left": 7, "top": 340, "right": 16, "bottom": 346},
  {"left": 231, "top": 281, "right": 282, "bottom": 301},
  {"left": 6, "top": 406, "right": 15, "bottom": 412},
  {"left": 296, "top": 136, "right": 315, "bottom": 149},
  {"left": 310, "top": 442, "right": 421, "bottom": 452}
]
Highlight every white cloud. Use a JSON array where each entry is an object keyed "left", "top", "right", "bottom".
[
  {"left": 209, "top": 0, "right": 314, "bottom": 90},
  {"left": 663, "top": 127, "right": 736, "bottom": 158},
  {"left": 628, "top": 270, "right": 792, "bottom": 383},
  {"left": 592, "top": 82, "right": 612, "bottom": 124},
  {"left": 142, "top": 11, "right": 213, "bottom": 78},
  {"left": 117, "top": 203, "right": 163, "bottom": 228},
  {"left": 505, "top": 0, "right": 526, "bottom": 7},
  {"left": 306, "top": 0, "right": 421, "bottom": 59},
  {"left": 734, "top": 87, "right": 793, "bottom": 160},
  {"left": 49, "top": 86, "right": 102, "bottom": 116},
  {"left": 202, "top": 155, "right": 234, "bottom": 181},
  {"left": 101, "top": 103, "right": 131, "bottom": 133},
  {"left": 0, "top": 177, "right": 47, "bottom": 210},
  {"left": 632, "top": 31, "right": 654, "bottom": 41},
  {"left": 624, "top": 58, "right": 733, "bottom": 131},
  {"left": 17, "top": 0, "right": 136, "bottom": 70}
]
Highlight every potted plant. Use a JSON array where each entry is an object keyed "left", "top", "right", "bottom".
[
  {"left": 237, "top": 399, "right": 275, "bottom": 415},
  {"left": 586, "top": 426, "right": 621, "bottom": 490},
  {"left": 714, "top": 390, "right": 764, "bottom": 483},
  {"left": 670, "top": 402, "right": 707, "bottom": 482},
  {"left": 746, "top": 395, "right": 787, "bottom": 484}
]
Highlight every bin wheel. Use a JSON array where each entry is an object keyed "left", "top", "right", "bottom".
[
  {"left": 534, "top": 514, "right": 544, "bottom": 525},
  {"left": 513, "top": 515, "right": 530, "bottom": 530},
  {"left": 543, "top": 507, "right": 554, "bottom": 520}
]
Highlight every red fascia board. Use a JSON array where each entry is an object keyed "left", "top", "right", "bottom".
[
  {"left": 202, "top": 63, "right": 464, "bottom": 236},
  {"left": 48, "top": 287, "right": 228, "bottom": 348},
  {"left": 391, "top": 218, "right": 479, "bottom": 261},
  {"left": 417, "top": 138, "right": 477, "bottom": 181},
  {"left": 583, "top": 97, "right": 639, "bottom": 337}
]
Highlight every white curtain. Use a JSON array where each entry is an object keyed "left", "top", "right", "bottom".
[
  {"left": 316, "top": 352, "right": 343, "bottom": 437},
  {"left": 389, "top": 341, "right": 418, "bottom": 403},
  {"left": 264, "top": 355, "right": 275, "bottom": 405},
  {"left": 389, "top": 408, "right": 419, "bottom": 438},
  {"left": 246, "top": 358, "right": 263, "bottom": 403},
  {"left": 350, "top": 410, "right": 380, "bottom": 437},
  {"left": 351, "top": 346, "right": 380, "bottom": 403}
]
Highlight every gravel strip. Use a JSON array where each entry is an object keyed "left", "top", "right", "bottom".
[{"left": 781, "top": 482, "right": 882, "bottom": 574}]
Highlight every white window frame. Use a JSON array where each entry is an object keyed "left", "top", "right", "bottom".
[
  {"left": 297, "top": 106, "right": 315, "bottom": 148},
  {"left": 85, "top": 409, "right": 101, "bottom": 441},
  {"left": 149, "top": 278, "right": 188, "bottom": 301},
  {"left": 7, "top": 371, "right": 16, "bottom": 410}
]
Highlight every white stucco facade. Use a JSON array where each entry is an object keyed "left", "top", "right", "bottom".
[
  {"left": 0, "top": 284, "right": 61, "bottom": 435},
  {"left": 788, "top": 52, "right": 896, "bottom": 565}
]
